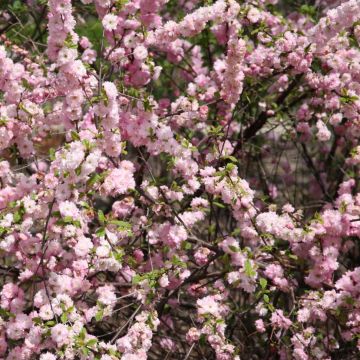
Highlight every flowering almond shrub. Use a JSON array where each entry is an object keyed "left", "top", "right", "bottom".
[{"left": 0, "top": 0, "right": 360, "bottom": 359}]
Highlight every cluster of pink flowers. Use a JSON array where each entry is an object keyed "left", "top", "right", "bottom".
[
  {"left": 0, "top": 0, "right": 360, "bottom": 359},
  {"left": 310, "top": 0, "right": 360, "bottom": 52}
]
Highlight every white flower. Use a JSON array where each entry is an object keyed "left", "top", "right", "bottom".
[
  {"left": 133, "top": 45, "right": 148, "bottom": 61},
  {"left": 57, "top": 47, "right": 77, "bottom": 66},
  {"left": 102, "top": 14, "right": 118, "bottom": 31},
  {"left": 23, "top": 196, "right": 37, "bottom": 214},
  {"left": 59, "top": 201, "right": 80, "bottom": 219},
  {"left": 51, "top": 324, "right": 70, "bottom": 346},
  {"left": 39, "top": 304, "right": 54, "bottom": 321},
  {"left": 159, "top": 274, "right": 169, "bottom": 288},
  {"left": 40, "top": 353, "right": 57, "bottom": 360}
]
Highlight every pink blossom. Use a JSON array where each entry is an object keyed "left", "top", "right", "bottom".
[
  {"left": 0, "top": 0, "right": 360, "bottom": 358},
  {"left": 51, "top": 324, "right": 70, "bottom": 346},
  {"left": 102, "top": 14, "right": 118, "bottom": 31},
  {"left": 255, "top": 319, "right": 266, "bottom": 333},
  {"left": 271, "top": 310, "right": 292, "bottom": 330}
]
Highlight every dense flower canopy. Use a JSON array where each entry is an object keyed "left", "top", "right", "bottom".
[{"left": 0, "top": 0, "right": 360, "bottom": 359}]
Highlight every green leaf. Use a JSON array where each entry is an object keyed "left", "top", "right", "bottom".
[
  {"left": 81, "top": 347, "right": 90, "bottom": 356},
  {"left": 108, "top": 220, "right": 131, "bottom": 228},
  {"left": 244, "top": 259, "right": 257, "bottom": 278},
  {"left": 171, "top": 255, "right": 187, "bottom": 268},
  {"left": 32, "top": 317, "right": 42, "bottom": 325},
  {"left": 259, "top": 278, "right": 267, "bottom": 290},
  {"left": 21, "top": 78, "right": 33, "bottom": 90},
  {"left": 63, "top": 33, "right": 78, "bottom": 49},
  {"left": 87, "top": 173, "right": 101, "bottom": 187},
  {"left": 95, "top": 308, "right": 104, "bottom": 322},
  {"left": 229, "top": 245, "right": 239, "bottom": 253},
  {"left": 79, "top": 328, "right": 86, "bottom": 340},
  {"left": 199, "top": 334, "right": 206, "bottom": 346},
  {"left": 75, "top": 167, "right": 82, "bottom": 176},
  {"left": 82, "top": 139, "right": 92, "bottom": 151},
  {"left": 98, "top": 210, "right": 106, "bottom": 224},
  {"left": 60, "top": 312, "right": 68, "bottom": 323},
  {"left": 71, "top": 131, "right": 80, "bottom": 141},
  {"left": 310, "top": 58, "right": 322, "bottom": 73},
  {"left": 8, "top": 201, "right": 17, "bottom": 208},
  {"left": 63, "top": 216, "right": 74, "bottom": 223},
  {"left": 299, "top": 4, "right": 317, "bottom": 19},
  {"left": 143, "top": 96, "right": 153, "bottom": 111},
  {"left": 224, "top": 155, "right": 238, "bottom": 163},
  {"left": 73, "top": 220, "right": 81, "bottom": 228},
  {"left": 225, "top": 163, "right": 236, "bottom": 172},
  {"left": 96, "top": 227, "right": 105, "bottom": 237},
  {"left": 86, "top": 339, "right": 98, "bottom": 347},
  {"left": 0, "top": 308, "right": 15, "bottom": 320},
  {"left": 79, "top": 201, "right": 90, "bottom": 209},
  {"left": 11, "top": 0, "right": 25, "bottom": 11},
  {"left": 113, "top": 250, "right": 124, "bottom": 262},
  {"left": 213, "top": 201, "right": 225, "bottom": 209},
  {"left": 181, "top": 241, "right": 192, "bottom": 250},
  {"left": 132, "top": 274, "right": 142, "bottom": 285},
  {"left": 115, "top": 0, "right": 129, "bottom": 9},
  {"left": 340, "top": 88, "right": 359, "bottom": 104},
  {"left": 13, "top": 210, "right": 23, "bottom": 224}
]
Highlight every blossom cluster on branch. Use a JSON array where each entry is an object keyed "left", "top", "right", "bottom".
[{"left": 0, "top": 0, "right": 360, "bottom": 359}]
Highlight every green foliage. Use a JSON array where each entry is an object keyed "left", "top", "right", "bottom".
[
  {"left": 299, "top": 4, "right": 317, "bottom": 21},
  {"left": 244, "top": 259, "right": 257, "bottom": 278},
  {"left": 75, "top": 17, "right": 103, "bottom": 53}
]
